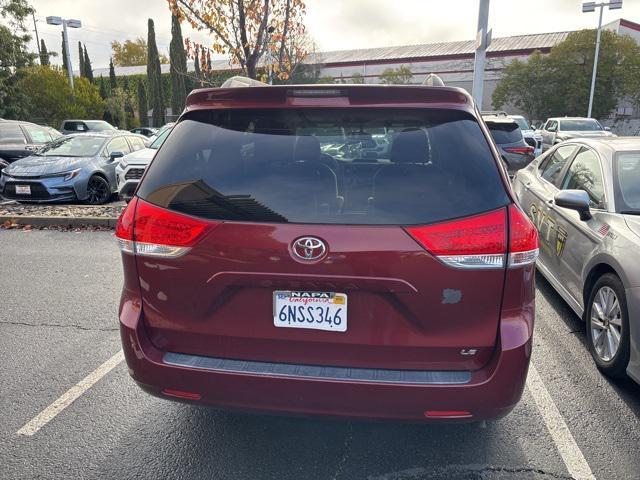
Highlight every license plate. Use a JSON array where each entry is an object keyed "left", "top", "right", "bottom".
[
  {"left": 15, "top": 185, "right": 31, "bottom": 195},
  {"left": 273, "top": 291, "right": 347, "bottom": 332}
]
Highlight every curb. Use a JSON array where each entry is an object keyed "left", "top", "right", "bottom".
[{"left": 0, "top": 215, "right": 117, "bottom": 228}]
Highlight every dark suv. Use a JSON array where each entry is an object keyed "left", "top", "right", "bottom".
[
  {"left": 0, "top": 119, "right": 62, "bottom": 163},
  {"left": 482, "top": 114, "right": 535, "bottom": 175},
  {"left": 116, "top": 84, "right": 539, "bottom": 422}
]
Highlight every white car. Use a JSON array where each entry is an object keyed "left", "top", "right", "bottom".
[{"left": 116, "top": 125, "right": 172, "bottom": 201}]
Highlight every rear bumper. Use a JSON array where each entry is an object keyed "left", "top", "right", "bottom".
[{"left": 119, "top": 297, "right": 533, "bottom": 422}]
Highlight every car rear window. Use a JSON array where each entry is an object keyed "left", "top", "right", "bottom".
[
  {"left": 137, "top": 108, "right": 509, "bottom": 225},
  {"left": 485, "top": 121, "right": 523, "bottom": 144}
]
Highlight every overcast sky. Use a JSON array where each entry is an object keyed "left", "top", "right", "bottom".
[{"left": 18, "top": 0, "right": 640, "bottom": 70}]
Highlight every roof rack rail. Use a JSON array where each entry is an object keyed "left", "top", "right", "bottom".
[
  {"left": 220, "top": 76, "right": 268, "bottom": 88},
  {"left": 481, "top": 110, "right": 508, "bottom": 117},
  {"left": 422, "top": 74, "right": 445, "bottom": 87}
]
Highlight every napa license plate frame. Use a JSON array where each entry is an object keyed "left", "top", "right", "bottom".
[{"left": 273, "top": 291, "right": 347, "bottom": 332}]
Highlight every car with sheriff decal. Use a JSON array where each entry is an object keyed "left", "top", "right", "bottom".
[{"left": 513, "top": 137, "right": 640, "bottom": 384}]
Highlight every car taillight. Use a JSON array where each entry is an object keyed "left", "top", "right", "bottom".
[
  {"left": 405, "top": 205, "right": 538, "bottom": 269},
  {"left": 406, "top": 209, "right": 506, "bottom": 269},
  {"left": 504, "top": 146, "right": 535, "bottom": 155},
  {"left": 507, "top": 204, "right": 539, "bottom": 267},
  {"left": 115, "top": 197, "right": 137, "bottom": 254},
  {"left": 115, "top": 197, "right": 218, "bottom": 257}
]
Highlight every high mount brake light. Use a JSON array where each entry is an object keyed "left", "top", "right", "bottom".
[
  {"left": 115, "top": 198, "right": 218, "bottom": 258},
  {"left": 405, "top": 205, "right": 538, "bottom": 269}
]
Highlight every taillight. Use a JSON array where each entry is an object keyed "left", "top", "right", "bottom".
[
  {"left": 504, "top": 146, "right": 535, "bottom": 155},
  {"left": 507, "top": 204, "right": 539, "bottom": 267},
  {"left": 406, "top": 209, "right": 506, "bottom": 269},
  {"left": 115, "top": 197, "right": 137, "bottom": 254},
  {"left": 115, "top": 197, "right": 217, "bottom": 257},
  {"left": 405, "top": 205, "right": 538, "bottom": 269}
]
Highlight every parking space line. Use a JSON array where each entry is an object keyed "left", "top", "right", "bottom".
[
  {"left": 16, "top": 350, "right": 124, "bottom": 436},
  {"left": 526, "top": 363, "right": 596, "bottom": 480}
]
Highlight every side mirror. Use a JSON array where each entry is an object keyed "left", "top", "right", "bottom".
[
  {"left": 554, "top": 189, "right": 592, "bottom": 221},
  {"left": 604, "top": 126, "right": 611, "bottom": 132},
  {"left": 109, "top": 151, "right": 125, "bottom": 162}
]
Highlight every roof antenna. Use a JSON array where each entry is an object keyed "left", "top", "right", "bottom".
[{"left": 422, "top": 74, "right": 445, "bottom": 87}]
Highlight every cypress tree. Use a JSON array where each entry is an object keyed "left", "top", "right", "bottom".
[
  {"left": 137, "top": 79, "right": 148, "bottom": 127},
  {"left": 147, "top": 18, "right": 165, "bottom": 126},
  {"left": 109, "top": 57, "right": 117, "bottom": 90},
  {"left": 83, "top": 44, "right": 94, "bottom": 82},
  {"left": 169, "top": 13, "right": 188, "bottom": 115},
  {"left": 193, "top": 46, "right": 201, "bottom": 81},
  {"left": 39, "top": 39, "right": 49, "bottom": 66},
  {"left": 78, "top": 41, "right": 85, "bottom": 78},
  {"left": 98, "top": 75, "right": 107, "bottom": 99},
  {"left": 61, "top": 32, "right": 68, "bottom": 73}
]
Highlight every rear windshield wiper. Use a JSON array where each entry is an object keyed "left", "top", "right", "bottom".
[{"left": 620, "top": 210, "right": 640, "bottom": 215}]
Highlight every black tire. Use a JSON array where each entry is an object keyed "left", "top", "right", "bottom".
[
  {"left": 85, "top": 175, "right": 111, "bottom": 205},
  {"left": 585, "top": 273, "right": 630, "bottom": 379}
]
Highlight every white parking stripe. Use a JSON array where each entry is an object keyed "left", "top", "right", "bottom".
[
  {"left": 17, "top": 350, "right": 124, "bottom": 436},
  {"left": 527, "top": 363, "right": 596, "bottom": 480}
]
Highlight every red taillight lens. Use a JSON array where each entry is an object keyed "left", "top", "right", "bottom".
[
  {"left": 508, "top": 204, "right": 539, "bottom": 267},
  {"left": 504, "top": 146, "right": 535, "bottom": 155},
  {"left": 406, "top": 206, "right": 539, "bottom": 269},
  {"left": 115, "top": 197, "right": 138, "bottom": 253},
  {"left": 115, "top": 197, "right": 218, "bottom": 257},
  {"left": 406, "top": 209, "right": 507, "bottom": 269}
]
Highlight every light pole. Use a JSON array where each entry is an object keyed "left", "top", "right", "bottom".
[
  {"left": 45, "top": 16, "right": 82, "bottom": 88},
  {"left": 472, "top": 0, "right": 492, "bottom": 109},
  {"left": 582, "top": 0, "right": 622, "bottom": 118}
]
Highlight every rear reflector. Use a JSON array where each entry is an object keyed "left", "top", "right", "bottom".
[
  {"left": 424, "top": 410, "right": 472, "bottom": 419},
  {"left": 406, "top": 205, "right": 538, "bottom": 269},
  {"left": 115, "top": 197, "right": 218, "bottom": 257},
  {"left": 161, "top": 389, "right": 202, "bottom": 401}
]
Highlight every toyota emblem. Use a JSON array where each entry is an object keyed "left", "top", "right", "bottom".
[{"left": 292, "top": 237, "right": 327, "bottom": 261}]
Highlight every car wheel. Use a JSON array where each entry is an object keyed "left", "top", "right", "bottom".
[
  {"left": 585, "top": 273, "right": 630, "bottom": 379},
  {"left": 85, "top": 175, "right": 111, "bottom": 205}
]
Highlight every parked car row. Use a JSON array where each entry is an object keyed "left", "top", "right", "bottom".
[
  {"left": 0, "top": 118, "right": 173, "bottom": 203},
  {"left": 0, "top": 132, "right": 147, "bottom": 204}
]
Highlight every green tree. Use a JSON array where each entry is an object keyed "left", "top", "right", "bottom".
[
  {"left": 0, "top": 0, "right": 35, "bottom": 119},
  {"left": 147, "top": 18, "right": 165, "bottom": 126},
  {"left": 493, "top": 29, "right": 640, "bottom": 120},
  {"left": 109, "top": 57, "right": 117, "bottom": 90},
  {"left": 39, "top": 39, "right": 49, "bottom": 66},
  {"left": 15, "top": 66, "right": 104, "bottom": 126},
  {"left": 61, "top": 31, "right": 68, "bottom": 73},
  {"left": 98, "top": 74, "right": 107, "bottom": 99},
  {"left": 169, "top": 12, "right": 188, "bottom": 115},
  {"left": 78, "top": 41, "right": 84, "bottom": 78},
  {"left": 83, "top": 44, "right": 94, "bottom": 82},
  {"left": 379, "top": 65, "right": 413, "bottom": 84},
  {"left": 350, "top": 72, "right": 365, "bottom": 84},
  {"left": 137, "top": 79, "right": 148, "bottom": 127},
  {"left": 111, "top": 37, "right": 168, "bottom": 67}
]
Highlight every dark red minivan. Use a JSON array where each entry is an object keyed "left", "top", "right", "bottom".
[{"left": 116, "top": 84, "right": 538, "bottom": 422}]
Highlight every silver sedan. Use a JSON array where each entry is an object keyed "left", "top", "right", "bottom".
[
  {"left": 513, "top": 137, "right": 640, "bottom": 384},
  {"left": 0, "top": 132, "right": 147, "bottom": 204}
]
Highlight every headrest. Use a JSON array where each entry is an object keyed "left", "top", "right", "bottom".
[
  {"left": 294, "top": 135, "right": 321, "bottom": 161},
  {"left": 390, "top": 129, "right": 429, "bottom": 164}
]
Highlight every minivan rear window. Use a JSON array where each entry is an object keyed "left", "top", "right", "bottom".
[{"left": 137, "top": 108, "right": 509, "bottom": 225}]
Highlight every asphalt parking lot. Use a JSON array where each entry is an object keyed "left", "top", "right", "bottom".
[{"left": 1, "top": 229, "right": 639, "bottom": 480}]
